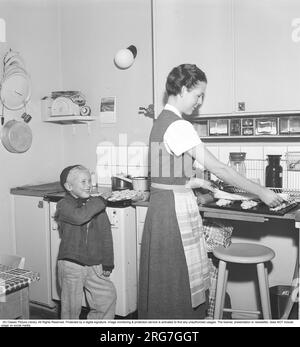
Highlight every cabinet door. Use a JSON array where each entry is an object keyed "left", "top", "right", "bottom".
[
  {"left": 234, "top": 0, "right": 300, "bottom": 113},
  {"left": 12, "top": 195, "right": 54, "bottom": 307},
  {"left": 136, "top": 206, "right": 148, "bottom": 283},
  {"left": 153, "top": 0, "right": 234, "bottom": 118}
]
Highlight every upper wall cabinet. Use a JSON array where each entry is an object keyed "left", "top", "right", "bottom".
[
  {"left": 152, "top": 0, "right": 234, "bottom": 118},
  {"left": 152, "top": 0, "right": 300, "bottom": 118},
  {"left": 234, "top": 0, "right": 300, "bottom": 114}
]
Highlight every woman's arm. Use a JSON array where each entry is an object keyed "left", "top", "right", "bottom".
[{"left": 187, "top": 144, "right": 284, "bottom": 207}]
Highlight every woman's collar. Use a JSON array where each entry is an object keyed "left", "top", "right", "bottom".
[{"left": 164, "top": 104, "right": 182, "bottom": 118}]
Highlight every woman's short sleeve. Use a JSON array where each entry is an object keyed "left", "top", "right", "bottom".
[{"left": 164, "top": 119, "right": 203, "bottom": 156}]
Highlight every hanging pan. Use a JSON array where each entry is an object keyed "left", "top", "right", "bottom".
[{"left": 1, "top": 119, "right": 32, "bottom": 153}]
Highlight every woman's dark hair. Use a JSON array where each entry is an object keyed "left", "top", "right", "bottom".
[{"left": 165, "top": 64, "right": 207, "bottom": 96}]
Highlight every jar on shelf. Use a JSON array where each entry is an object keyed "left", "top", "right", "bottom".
[
  {"left": 228, "top": 152, "right": 247, "bottom": 177},
  {"left": 265, "top": 155, "right": 283, "bottom": 188}
]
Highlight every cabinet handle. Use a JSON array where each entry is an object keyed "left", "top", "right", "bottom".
[
  {"left": 37, "top": 201, "right": 44, "bottom": 208},
  {"left": 238, "top": 102, "right": 245, "bottom": 112}
]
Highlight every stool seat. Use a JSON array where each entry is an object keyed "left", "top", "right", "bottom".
[
  {"left": 213, "top": 243, "right": 275, "bottom": 264},
  {"left": 213, "top": 243, "right": 275, "bottom": 319}
]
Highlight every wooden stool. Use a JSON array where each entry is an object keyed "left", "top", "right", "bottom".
[{"left": 213, "top": 243, "right": 275, "bottom": 320}]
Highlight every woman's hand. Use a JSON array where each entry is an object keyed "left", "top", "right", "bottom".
[
  {"left": 258, "top": 188, "right": 284, "bottom": 207},
  {"left": 196, "top": 193, "right": 215, "bottom": 206},
  {"left": 186, "top": 177, "right": 217, "bottom": 191},
  {"left": 102, "top": 270, "right": 111, "bottom": 277}
]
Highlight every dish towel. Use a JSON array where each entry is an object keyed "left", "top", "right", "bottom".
[{"left": 173, "top": 190, "right": 211, "bottom": 308}]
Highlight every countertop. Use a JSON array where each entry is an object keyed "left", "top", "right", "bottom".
[
  {"left": 10, "top": 182, "right": 112, "bottom": 200},
  {"left": 10, "top": 182, "right": 64, "bottom": 197},
  {"left": 132, "top": 200, "right": 300, "bottom": 222},
  {"left": 10, "top": 183, "right": 300, "bottom": 222}
]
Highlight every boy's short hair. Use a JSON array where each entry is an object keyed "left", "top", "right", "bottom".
[{"left": 60, "top": 164, "right": 81, "bottom": 191}]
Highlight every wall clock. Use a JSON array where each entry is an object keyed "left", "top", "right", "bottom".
[{"left": 0, "top": 71, "right": 31, "bottom": 110}]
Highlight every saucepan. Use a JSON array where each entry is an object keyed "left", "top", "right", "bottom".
[
  {"left": 112, "top": 175, "right": 150, "bottom": 191},
  {"left": 111, "top": 176, "right": 133, "bottom": 191},
  {"left": 1, "top": 119, "right": 32, "bottom": 153}
]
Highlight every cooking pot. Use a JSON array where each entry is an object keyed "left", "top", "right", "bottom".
[
  {"left": 111, "top": 176, "right": 133, "bottom": 191},
  {"left": 132, "top": 177, "right": 150, "bottom": 191},
  {"left": 1, "top": 119, "right": 32, "bottom": 153}
]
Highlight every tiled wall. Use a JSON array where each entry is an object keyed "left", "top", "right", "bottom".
[
  {"left": 206, "top": 142, "right": 300, "bottom": 189},
  {"left": 96, "top": 145, "right": 149, "bottom": 185},
  {"left": 96, "top": 142, "right": 300, "bottom": 189}
]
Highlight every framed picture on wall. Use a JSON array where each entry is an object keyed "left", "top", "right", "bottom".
[{"left": 99, "top": 96, "right": 116, "bottom": 124}]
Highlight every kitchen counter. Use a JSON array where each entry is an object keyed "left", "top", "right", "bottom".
[
  {"left": 199, "top": 204, "right": 300, "bottom": 222},
  {"left": 10, "top": 183, "right": 112, "bottom": 201},
  {"left": 133, "top": 200, "right": 300, "bottom": 222},
  {"left": 10, "top": 182, "right": 64, "bottom": 197}
]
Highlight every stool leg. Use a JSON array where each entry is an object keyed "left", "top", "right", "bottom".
[
  {"left": 281, "top": 253, "right": 299, "bottom": 320},
  {"left": 257, "top": 263, "right": 272, "bottom": 319},
  {"left": 214, "top": 260, "right": 227, "bottom": 319},
  {"left": 220, "top": 268, "right": 229, "bottom": 318},
  {"left": 264, "top": 267, "right": 272, "bottom": 316}
]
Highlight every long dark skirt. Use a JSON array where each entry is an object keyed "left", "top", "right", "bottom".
[{"left": 138, "top": 188, "right": 208, "bottom": 319}]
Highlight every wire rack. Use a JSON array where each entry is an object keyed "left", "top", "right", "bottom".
[{"left": 227, "top": 159, "right": 300, "bottom": 202}]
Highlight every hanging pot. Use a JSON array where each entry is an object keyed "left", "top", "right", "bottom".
[{"left": 1, "top": 119, "right": 32, "bottom": 153}]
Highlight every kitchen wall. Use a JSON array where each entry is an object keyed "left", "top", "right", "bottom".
[
  {"left": 0, "top": 0, "right": 153, "bottom": 253},
  {"left": 0, "top": 0, "right": 64, "bottom": 253},
  {"left": 206, "top": 141, "right": 299, "bottom": 318},
  {"left": 58, "top": 0, "right": 153, "bottom": 173}
]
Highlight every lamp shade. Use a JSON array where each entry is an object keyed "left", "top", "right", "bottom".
[{"left": 114, "top": 45, "right": 137, "bottom": 69}]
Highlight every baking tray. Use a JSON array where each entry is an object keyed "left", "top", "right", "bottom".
[
  {"left": 203, "top": 200, "right": 299, "bottom": 216},
  {"left": 106, "top": 199, "right": 132, "bottom": 208}
]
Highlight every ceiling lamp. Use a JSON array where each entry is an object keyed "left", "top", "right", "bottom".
[{"left": 114, "top": 45, "right": 137, "bottom": 69}]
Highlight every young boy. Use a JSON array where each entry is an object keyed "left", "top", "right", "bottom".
[{"left": 55, "top": 165, "right": 116, "bottom": 319}]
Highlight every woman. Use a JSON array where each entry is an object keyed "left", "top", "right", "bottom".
[{"left": 138, "top": 64, "right": 283, "bottom": 320}]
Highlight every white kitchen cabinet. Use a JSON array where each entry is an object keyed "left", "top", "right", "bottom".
[
  {"left": 135, "top": 206, "right": 148, "bottom": 283},
  {"left": 234, "top": 0, "right": 300, "bottom": 114},
  {"left": 152, "top": 0, "right": 234, "bottom": 117},
  {"left": 153, "top": 0, "right": 300, "bottom": 117},
  {"left": 11, "top": 195, "right": 54, "bottom": 308}
]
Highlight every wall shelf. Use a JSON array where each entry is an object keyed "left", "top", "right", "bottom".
[{"left": 43, "top": 116, "right": 96, "bottom": 124}]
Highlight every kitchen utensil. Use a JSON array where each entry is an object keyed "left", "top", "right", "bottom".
[
  {"left": 1, "top": 119, "right": 32, "bottom": 153},
  {"left": 265, "top": 155, "right": 283, "bottom": 188},
  {"left": 229, "top": 152, "right": 247, "bottom": 177},
  {"left": 187, "top": 177, "right": 257, "bottom": 200},
  {"left": 51, "top": 96, "right": 80, "bottom": 116},
  {"left": 0, "top": 71, "right": 31, "bottom": 110},
  {"left": 132, "top": 177, "right": 149, "bottom": 191},
  {"left": 111, "top": 176, "right": 133, "bottom": 191},
  {"left": 213, "top": 190, "right": 258, "bottom": 201},
  {"left": 286, "top": 152, "right": 300, "bottom": 171},
  {"left": 204, "top": 200, "right": 298, "bottom": 216}
]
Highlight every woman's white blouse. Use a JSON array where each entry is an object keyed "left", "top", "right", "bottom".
[{"left": 163, "top": 105, "right": 203, "bottom": 157}]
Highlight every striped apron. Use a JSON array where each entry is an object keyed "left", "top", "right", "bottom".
[{"left": 151, "top": 183, "right": 211, "bottom": 308}]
